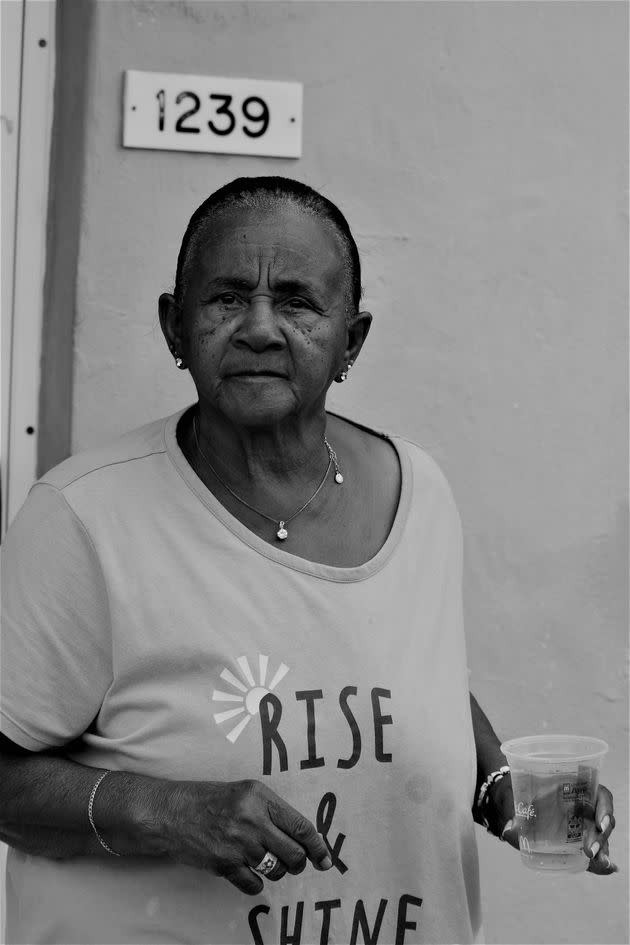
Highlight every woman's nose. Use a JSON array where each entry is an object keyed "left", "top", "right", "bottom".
[{"left": 234, "top": 297, "right": 284, "bottom": 351}]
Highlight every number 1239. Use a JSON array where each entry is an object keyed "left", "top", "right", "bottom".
[{"left": 156, "top": 89, "right": 270, "bottom": 138}]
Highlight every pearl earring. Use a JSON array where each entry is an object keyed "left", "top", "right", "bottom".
[
  {"left": 335, "top": 360, "right": 354, "bottom": 383},
  {"left": 175, "top": 357, "right": 185, "bottom": 369}
]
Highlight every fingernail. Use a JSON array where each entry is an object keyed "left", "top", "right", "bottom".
[
  {"left": 601, "top": 854, "right": 610, "bottom": 870},
  {"left": 319, "top": 855, "right": 332, "bottom": 870},
  {"left": 590, "top": 841, "right": 600, "bottom": 859},
  {"left": 599, "top": 814, "right": 610, "bottom": 833},
  {"left": 501, "top": 819, "right": 514, "bottom": 839}
]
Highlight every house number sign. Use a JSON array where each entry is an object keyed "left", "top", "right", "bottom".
[{"left": 123, "top": 70, "right": 302, "bottom": 158}]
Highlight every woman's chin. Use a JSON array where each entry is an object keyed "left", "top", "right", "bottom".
[{"left": 216, "top": 391, "right": 299, "bottom": 429}]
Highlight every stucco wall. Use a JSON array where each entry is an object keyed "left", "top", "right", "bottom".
[{"left": 43, "top": 2, "right": 628, "bottom": 942}]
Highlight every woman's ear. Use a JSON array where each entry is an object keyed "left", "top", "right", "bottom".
[
  {"left": 159, "top": 293, "right": 184, "bottom": 358},
  {"left": 345, "top": 310, "right": 373, "bottom": 366}
]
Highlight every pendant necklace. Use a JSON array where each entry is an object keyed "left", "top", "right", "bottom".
[{"left": 192, "top": 415, "right": 344, "bottom": 541}]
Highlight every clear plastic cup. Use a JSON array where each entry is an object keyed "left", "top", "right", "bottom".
[{"left": 500, "top": 735, "right": 608, "bottom": 873}]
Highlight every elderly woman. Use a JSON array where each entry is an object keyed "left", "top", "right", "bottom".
[{"left": 0, "top": 177, "right": 616, "bottom": 945}]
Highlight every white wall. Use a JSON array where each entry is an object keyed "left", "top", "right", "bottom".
[{"left": 43, "top": 2, "right": 628, "bottom": 943}]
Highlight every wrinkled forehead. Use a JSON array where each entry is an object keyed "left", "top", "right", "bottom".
[{"left": 186, "top": 202, "right": 348, "bottom": 296}]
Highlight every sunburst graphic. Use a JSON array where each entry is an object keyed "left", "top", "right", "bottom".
[{"left": 212, "top": 655, "right": 290, "bottom": 743}]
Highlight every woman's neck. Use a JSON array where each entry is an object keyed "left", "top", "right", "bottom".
[{"left": 187, "top": 403, "right": 331, "bottom": 500}]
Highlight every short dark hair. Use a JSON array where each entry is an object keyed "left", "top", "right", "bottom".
[{"left": 174, "top": 176, "right": 362, "bottom": 312}]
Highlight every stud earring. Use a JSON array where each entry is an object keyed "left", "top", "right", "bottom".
[
  {"left": 335, "top": 360, "right": 353, "bottom": 383},
  {"left": 175, "top": 356, "right": 185, "bottom": 369}
]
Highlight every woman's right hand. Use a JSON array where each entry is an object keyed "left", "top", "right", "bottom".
[{"left": 160, "top": 779, "right": 332, "bottom": 895}]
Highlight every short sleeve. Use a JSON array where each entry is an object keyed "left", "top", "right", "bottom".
[{"left": 1, "top": 483, "right": 112, "bottom": 750}]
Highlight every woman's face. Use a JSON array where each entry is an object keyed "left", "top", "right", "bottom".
[{"left": 164, "top": 203, "right": 369, "bottom": 429}]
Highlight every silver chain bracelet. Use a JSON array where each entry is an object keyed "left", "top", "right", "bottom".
[{"left": 88, "top": 770, "right": 121, "bottom": 856}]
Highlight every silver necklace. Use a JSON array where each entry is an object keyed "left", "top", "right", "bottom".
[{"left": 192, "top": 415, "right": 344, "bottom": 541}]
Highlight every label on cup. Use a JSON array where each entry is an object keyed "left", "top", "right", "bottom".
[
  {"left": 515, "top": 801, "right": 536, "bottom": 821},
  {"left": 566, "top": 813, "right": 582, "bottom": 842},
  {"left": 561, "top": 767, "right": 596, "bottom": 843},
  {"left": 514, "top": 764, "right": 596, "bottom": 848}
]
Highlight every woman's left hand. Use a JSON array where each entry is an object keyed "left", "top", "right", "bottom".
[
  {"left": 584, "top": 785, "right": 618, "bottom": 875},
  {"left": 496, "top": 781, "right": 618, "bottom": 874}
]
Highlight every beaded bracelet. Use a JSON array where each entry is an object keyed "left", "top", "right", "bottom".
[
  {"left": 476, "top": 765, "right": 511, "bottom": 832},
  {"left": 88, "top": 770, "right": 121, "bottom": 856}
]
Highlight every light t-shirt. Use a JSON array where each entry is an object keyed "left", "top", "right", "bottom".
[{"left": 1, "top": 407, "right": 482, "bottom": 945}]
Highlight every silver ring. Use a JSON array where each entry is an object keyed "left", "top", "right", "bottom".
[{"left": 253, "top": 851, "right": 278, "bottom": 876}]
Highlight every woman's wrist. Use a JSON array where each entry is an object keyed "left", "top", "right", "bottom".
[
  {"left": 91, "top": 769, "right": 178, "bottom": 858},
  {"left": 480, "top": 770, "right": 514, "bottom": 838}
]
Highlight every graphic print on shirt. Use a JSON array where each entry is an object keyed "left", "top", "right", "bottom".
[
  {"left": 212, "top": 654, "right": 290, "bottom": 742},
  {"left": 211, "top": 655, "right": 425, "bottom": 945}
]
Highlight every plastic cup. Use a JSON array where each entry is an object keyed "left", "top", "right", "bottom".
[{"left": 500, "top": 734, "right": 608, "bottom": 873}]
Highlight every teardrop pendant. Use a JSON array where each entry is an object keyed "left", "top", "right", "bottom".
[
  {"left": 277, "top": 523, "right": 288, "bottom": 540},
  {"left": 335, "top": 472, "right": 344, "bottom": 484}
]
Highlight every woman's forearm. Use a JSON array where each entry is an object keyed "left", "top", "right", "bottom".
[
  {"left": 469, "top": 691, "right": 508, "bottom": 783},
  {"left": 470, "top": 692, "right": 514, "bottom": 836},
  {"left": 0, "top": 744, "right": 334, "bottom": 894},
  {"left": 469, "top": 691, "right": 513, "bottom": 833},
  {"left": 0, "top": 749, "right": 172, "bottom": 860}
]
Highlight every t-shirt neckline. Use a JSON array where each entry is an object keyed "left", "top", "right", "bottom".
[{"left": 164, "top": 406, "right": 412, "bottom": 583}]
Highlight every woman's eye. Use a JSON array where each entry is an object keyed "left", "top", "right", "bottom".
[{"left": 285, "top": 297, "right": 313, "bottom": 311}]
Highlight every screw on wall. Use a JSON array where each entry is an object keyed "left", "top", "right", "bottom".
[
  {"left": 26, "top": 426, "right": 35, "bottom": 435},
  {"left": 38, "top": 38, "right": 47, "bottom": 47}
]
